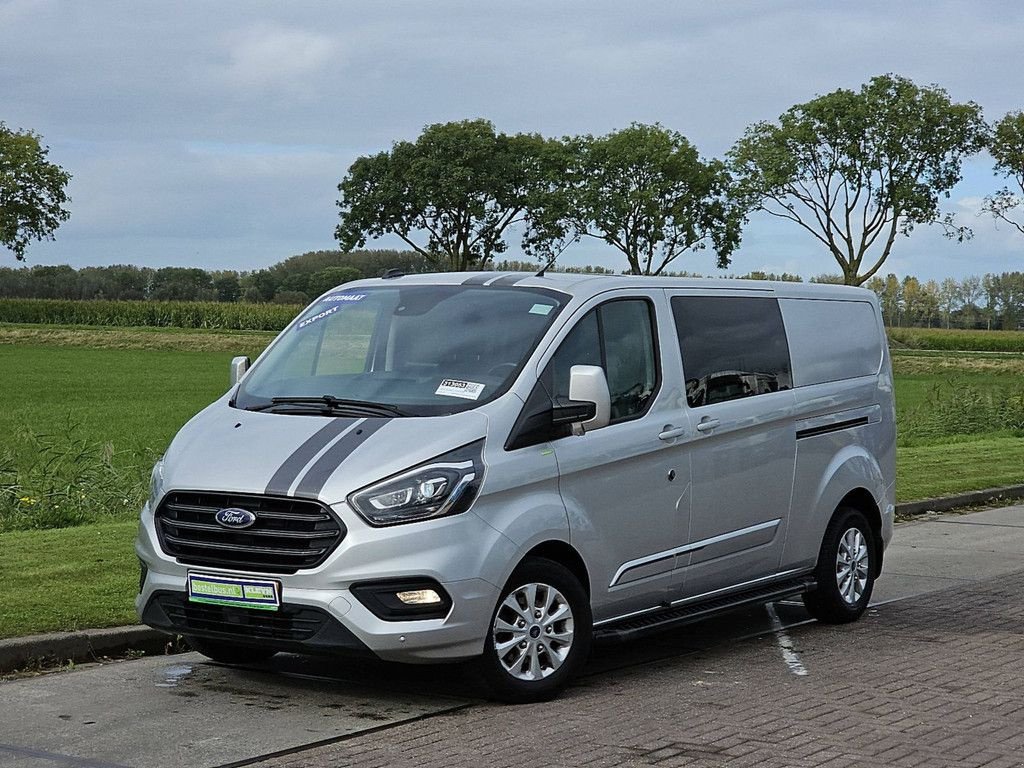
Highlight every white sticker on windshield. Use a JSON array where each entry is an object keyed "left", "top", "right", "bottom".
[
  {"left": 296, "top": 305, "right": 339, "bottom": 330},
  {"left": 435, "top": 379, "right": 486, "bottom": 400},
  {"left": 322, "top": 293, "right": 366, "bottom": 304},
  {"left": 529, "top": 303, "right": 554, "bottom": 316}
]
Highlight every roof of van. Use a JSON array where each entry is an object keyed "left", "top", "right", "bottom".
[{"left": 345, "top": 271, "right": 876, "bottom": 302}]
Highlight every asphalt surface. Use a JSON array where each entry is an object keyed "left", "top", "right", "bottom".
[{"left": 1, "top": 505, "right": 1022, "bottom": 768}]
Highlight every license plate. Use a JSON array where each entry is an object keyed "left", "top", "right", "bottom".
[{"left": 187, "top": 572, "right": 280, "bottom": 611}]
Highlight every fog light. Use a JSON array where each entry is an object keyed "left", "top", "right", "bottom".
[
  {"left": 396, "top": 589, "right": 442, "bottom": 606},
  {"left": 351, "top": 578, "right": 453, "bottom": 620}
]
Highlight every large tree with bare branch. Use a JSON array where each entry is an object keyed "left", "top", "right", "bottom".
[
  {"left": 729, "top": 75, "right": 987, "bottom": 285},
  {"left": 982, "top": 112, "right": 1024, "bottom": 237}
]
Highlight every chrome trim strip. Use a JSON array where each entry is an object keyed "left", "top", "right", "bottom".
[
  {"left": 608, "top": 519, "right": 781, "bottom": 588},
  {"left": 594, "top": 567, "right": 809, "bottom": 628}
]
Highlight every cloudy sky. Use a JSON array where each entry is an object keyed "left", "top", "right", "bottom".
[{"left": 2, "top": 0, "right": 1022, "bottom": 280}]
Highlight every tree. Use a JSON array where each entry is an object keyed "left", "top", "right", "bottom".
[
  {"left": 921, "top": 279, "right": 941, "bottom": 328},
  {"left": 872, "top": 273, "right": 903, "bottom": 326},
  {"left": 902, "top": 276, "right": 924, "bottom": 325},
  {"left": 567, "top": 123, "right": 742, "bottom": 275},
  {"left": 212, "top": 272, "right": 242, "bottom": 302},
  {"left": 982, "top": 273, "right": 999, "bottom": 330},
  {"left": 982, "top": 112, "right": 1024, "bottom": 236},
  {"left": 730, "top": 74, "right": 988, "bottom": 285},
  {"left": 991, "top": 272, "right": 1024, "bottom": 329},
  {"left": 0, "top": 123, "right": 72, "bottom": 261},
  {"left": 336, "top": 120, "right": 566, "bottom": 271},
  {"left": 938, "top": 277, "right": 960, "bottom": 328},
  {"left": 960, "top": 274, "right": 983, "bottom": 327}
]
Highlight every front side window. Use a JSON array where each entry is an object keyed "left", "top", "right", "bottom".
[
  {"left": 671, "top": 296, "right": 792, "bottom": 408},
  {"left": 234, "top": 285, "right": 566, "bottom": 416},
  {"left": 543, "top": 298, "right": 658, "bottom": 423}
]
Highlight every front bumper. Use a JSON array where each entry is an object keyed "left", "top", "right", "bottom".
[
  {"left": 136, "top": 571, "right": 498, "bottom": 662},
  {"left": 141, "top": 590, "right": 373, "bottom": 656},
  {"left": 135, "top": 500, "right": 512, "bottom": 663}
]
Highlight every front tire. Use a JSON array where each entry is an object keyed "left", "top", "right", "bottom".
[
  {"left": 479, "top": 557, "right": 592, "bottom": 703},
  {"left": 186, "top": 636, "right": 278, "bottom": 665},
  {"left": 803, "top": 507, "right": 877, "bottom": 624}
]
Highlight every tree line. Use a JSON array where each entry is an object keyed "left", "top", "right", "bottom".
[{"left": 2, "top": 249, "right": 1021, "bottom": 331}]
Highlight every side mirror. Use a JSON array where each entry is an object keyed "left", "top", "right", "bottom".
[
  {"left": 568, "top": 364, "right": 611, "bottom": 431},
  {"left": 230, "top": 356, "right": 251, "bottom": 387}
]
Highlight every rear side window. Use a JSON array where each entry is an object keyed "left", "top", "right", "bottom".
[
  {"left": 671, "top": 296, "right": 792, "bottom": 408},
  {"left": 544, "top": 298, "right": 659, "bottom": 423},
  {"left": 778, "top": 299, "right": 882, "bottom": 386}
]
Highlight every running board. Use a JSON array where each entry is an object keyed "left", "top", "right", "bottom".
[{"left": 594, "top": 577, "right": 816, "bottom": 643}]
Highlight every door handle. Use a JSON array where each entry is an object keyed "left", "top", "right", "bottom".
[
  {"left": 695, "top": 418, "right": 721, "bottom": 433},
  {"left": 658, "top": 425, "right": 687, "bottom": 441}
]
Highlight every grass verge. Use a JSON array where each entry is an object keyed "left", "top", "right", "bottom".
[
  {"left": 897, "top": 436, "right": 1024, "bottom": 502},
  {"left": 0, "top": 520, "right": 138, "bottom": 639}
]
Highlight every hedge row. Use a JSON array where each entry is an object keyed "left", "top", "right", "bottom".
[
  {"left": 887, "top": 327, "right": 1024, "bottom": 353},
  {"left": 0, "top": 298, "right": 302, "bottom": 331}
]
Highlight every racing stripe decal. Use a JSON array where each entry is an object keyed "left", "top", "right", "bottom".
[
  {"left": 461, "top": 273, "right": 494, "bottom": 285},
  {"left": 264, "top": 418, "right": 358, "bottom": 496},
  {"left": 292, "top": 418, "right": 391, "bottom": 498}
]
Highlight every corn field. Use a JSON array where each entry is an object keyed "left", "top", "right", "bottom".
[{"left": 0, "top": 298, "right": 302, "bottom": 331}]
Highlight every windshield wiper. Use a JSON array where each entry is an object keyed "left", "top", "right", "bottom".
[{"left": 247, "top": 395, "right": 408, "bottom": 417}]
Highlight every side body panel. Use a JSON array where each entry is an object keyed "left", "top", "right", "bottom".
[{"left": 778, "top": 295, "right": 897, "bottom": 571}]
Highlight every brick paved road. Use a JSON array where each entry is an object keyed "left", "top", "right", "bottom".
[{"left": 262, "top": 571, "right": 1024, "bottom": 768}]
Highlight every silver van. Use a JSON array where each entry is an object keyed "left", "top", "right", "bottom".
[{"left": 137, "top": 272, "right": 896, "bottom": 702}]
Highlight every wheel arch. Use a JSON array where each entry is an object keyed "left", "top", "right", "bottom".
[{"left": 519, "top": 540, "right": 591, "bottom": 598}]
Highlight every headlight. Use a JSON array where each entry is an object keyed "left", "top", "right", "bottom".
[
  {"left": 348, "top": 440, "right": 484, "bottom": 526},
  {"left": 148, "top": 457, "right": 165, "bottom": 510}
]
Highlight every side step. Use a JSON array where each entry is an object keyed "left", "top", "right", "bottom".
[{"left": 594, "top": 576, "right": 816, "bottom": 643}]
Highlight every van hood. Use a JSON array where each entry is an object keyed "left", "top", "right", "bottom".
[{"left": 161, "top": 402, "right": 489, "bottom": 504}]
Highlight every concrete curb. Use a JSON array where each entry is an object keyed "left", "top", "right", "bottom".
[
  {"left": 3, "top": 485, "right": 1022, "bottom": 675},
  {"left": 895, "top": 483, "right": 1024, "bottom": 517},
  {"left": 0, "top": 625, "right": 172, "bottom": 675}
]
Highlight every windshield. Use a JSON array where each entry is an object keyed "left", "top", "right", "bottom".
[{"left": 233, "top": 284, "right": 567, "bottom": 416}]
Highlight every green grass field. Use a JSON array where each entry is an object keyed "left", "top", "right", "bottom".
[{"left": 2, "top": 324, "right": 1024, "bottom": 639}]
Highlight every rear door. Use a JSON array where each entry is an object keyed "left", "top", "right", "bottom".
[{"left": 667, "top": 292, "right": 798, "bottom": 598}]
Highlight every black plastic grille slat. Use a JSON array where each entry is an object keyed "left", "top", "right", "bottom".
[
  {"left": 156, "top": 593, "right": 327, "bottom": 642},
  {"left": 155, "top": 491, "right": 345, "bottom": 574}
]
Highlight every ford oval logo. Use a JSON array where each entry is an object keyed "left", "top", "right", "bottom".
[{"left": 215, "top": 508, "right": 256, "bottom": 529}]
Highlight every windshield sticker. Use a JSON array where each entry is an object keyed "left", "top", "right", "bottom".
[
  {"left": 529, "top": 303, "right": 554, "bottom": 316},
  {"left": 435, "top": 379, "right": 486, "bottom": 400},
  {"left": 297, "top": 305, "right": 339, "bottom": 330},
  {"left": 321, "top": 293, "right": 367, "bottom": 304}
]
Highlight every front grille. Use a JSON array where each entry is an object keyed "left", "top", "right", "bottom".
[
  {"left": 155, "top": 491, "right": 345, "bottom": 574},
  {"left": 154, "top": 592, "right": 328, "bottom": 642}
]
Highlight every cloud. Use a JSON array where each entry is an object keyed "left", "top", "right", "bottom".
[{"left": 217, "top": 22, "right": 340, "bottom": 97}]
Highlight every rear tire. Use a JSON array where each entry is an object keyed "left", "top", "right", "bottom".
[
  {"left": 803, "top": 507, "right": 876, "bottom": 624},
  {"left": 186, "top": 636, "right": 278, "bottom": 665},
  {"left": 478, "top": 557, "right": 592, "bottom": 704}
]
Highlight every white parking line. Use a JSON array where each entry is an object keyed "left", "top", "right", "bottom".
[{"left": 765, "top": 603, "right": 808, "bottom": 677}]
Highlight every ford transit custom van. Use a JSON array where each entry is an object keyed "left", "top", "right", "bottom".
[{"left": 137, "top": 272, "right": 896, "bottom": 702}]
